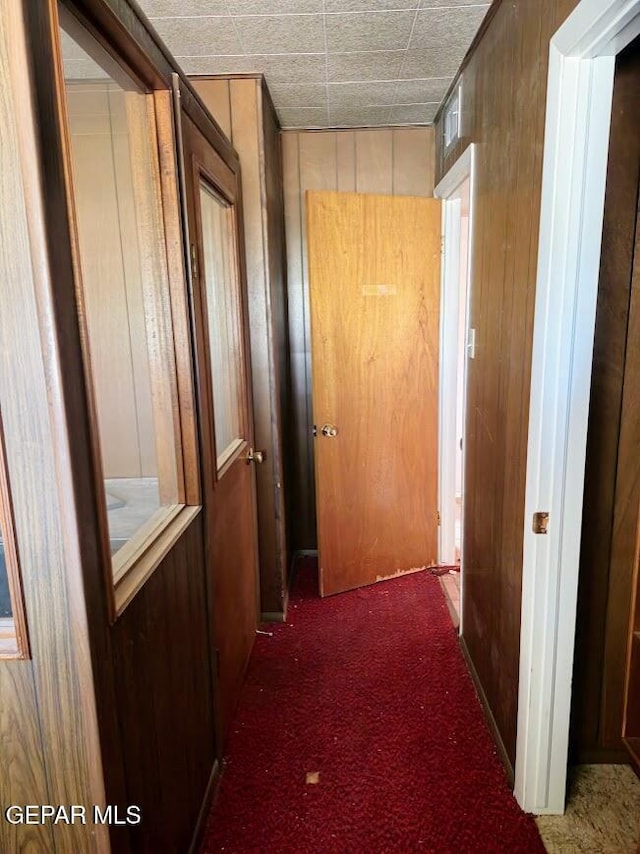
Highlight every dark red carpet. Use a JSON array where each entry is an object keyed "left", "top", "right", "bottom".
[{"left": 201, "top": 560, "right": 545, "bottom": 853}]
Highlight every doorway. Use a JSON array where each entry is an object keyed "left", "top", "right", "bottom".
[
  {"left": 515, "top": 0, "right": 640, "bottom": 815},
  {"left": 434, "top": 145, "right": 475, "bottom": 632}
]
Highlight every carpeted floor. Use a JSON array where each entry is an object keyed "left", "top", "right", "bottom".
[{"left": 201, "top": 558, "right": 545, "bottom": 853}]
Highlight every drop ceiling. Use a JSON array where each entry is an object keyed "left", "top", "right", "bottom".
[{"left": 144, "top": 1, "right": 491, "bottom": 128}]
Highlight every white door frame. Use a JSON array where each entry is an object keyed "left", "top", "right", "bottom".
[
  {"left": 434, "top": 144, "right": 476, "bottom": 635},
  {"left": 516, "top": 0, "right": 640, "bottom": 814}
]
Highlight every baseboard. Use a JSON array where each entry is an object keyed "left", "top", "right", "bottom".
[
  {"left": 459, "top": 636, "right": 515, "bottom": 787},
  {"left": 189, "top": 759, "right": 220, "bottom": 854},
  {"left": 261, "top": 610, "right": 286, "bottom": 623},
  {"left": 572, "top": 747, "right": 631, "bottom": 765}
]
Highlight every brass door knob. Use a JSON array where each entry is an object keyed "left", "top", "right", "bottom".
[
  {"left": 246, "top": 448, "right": 265, "bottom": 463},
  {"left": 321, "top": 424, "right": 338, "bottom": 438}
]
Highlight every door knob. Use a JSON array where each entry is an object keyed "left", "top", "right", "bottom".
[
  {"left": 321, "top": 424, "right": 338, "bottom": 438},
  {"left": 246, "top": 448, "right": 265, "bottom": 463}
]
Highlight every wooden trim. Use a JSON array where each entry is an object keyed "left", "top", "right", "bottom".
[
  {"left": 187, "top": 148, "right": 253, "bottom": 486},
  {"left": 62, "top": 1, "right": 239, "bottom": 168},
  {"left": 127, "top": 91, "right": 184, "bottom": 506},
  {"left": 188, "top": 759, "right": 221, "bottom": 854},
  {"left": 177, "top": 77, "right": 239, "bottom": 173},
  {"left": 114, "top": 505, "right": 201, "bottom": 614},
  {"left": 0, "top": 412, "right": 30, "bottom": 659},
  {"left": 622, "top": 495, "right": 640, "bottom": 771},
  {"left": 460, "top": 636, "right": 514, "bottom": 786},
  {"left": 154, "top": 89, "right": 201, "bottom": 507},
  {"left": 62, "top": 0, "right": 174, "bottom": 89},
  {"left": 52, "top": 8, "right": 199, "bottom": 618}
]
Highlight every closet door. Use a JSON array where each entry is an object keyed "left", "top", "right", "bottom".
[{"left": 181, "top": 111, "right": 260, "bottom": 747}]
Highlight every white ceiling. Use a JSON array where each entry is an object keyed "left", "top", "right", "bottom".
[{"left": 136, "top": 0, "right": 490, "bottom": 128}]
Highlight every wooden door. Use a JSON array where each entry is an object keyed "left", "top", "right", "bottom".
[
  {"left": 182, "top": 115, "right": 260, "bottom": 746},
  {"left": 307, "top": 191, "right": 441, "bottom": 597}
]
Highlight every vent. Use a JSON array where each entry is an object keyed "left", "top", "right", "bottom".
[{"left": 442, "top": 83, "right": 462, "bottom": 152}]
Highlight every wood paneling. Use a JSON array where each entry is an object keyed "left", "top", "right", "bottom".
[
  {"left": 1, "top": 3, "right": 113, "bottom": 850},
  {"left": 261, "top": 80, "right": 291, "bottom": 615},
  {"left": 112, "top": 518, "right": 214, "bottom": 853},
  {"left": 308, "top": 192, "right": 440, "bottom": 596},
  {"left": 193, "top": 76, "right": 290, "bottom": 619},
  {"left": 0, "top": 3, "right": 232, "bottom": 852},
  {"left": 620, "top": 192, "right": 640, "bottom": 770},
  {"left": 282, "top": 127, "right": 436, "bottom": 552},
  {"left": 434, "top": 0, "right": 579, "bottom": 766},
  {"left": 573, "top": 38, "right": 640, "bottom": 761},
  {"left": 0, "top": 665, "right": 53, "bottom": 853}
]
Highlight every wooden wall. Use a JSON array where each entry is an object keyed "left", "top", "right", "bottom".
[
  {"left": 0, "top": 3, "right": 109, "bottom": 850},
  {"left": 111, "top": 516, "right": 215, "bottom": 852},
  {"left": 434, "top": 0, "right": 579, "bottom": 766},
  {"left": 572, "top": 38, "right": 640, "bottom": 762},
  {"left": 193, "top": 76, "right": 290, "bottom": 618},
  {"left": 282, "top": 127, "right": 435, "bottom": 551}
]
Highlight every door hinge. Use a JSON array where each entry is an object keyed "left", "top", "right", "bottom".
[
  {"left": 215, "top": 648, "right": 221, "bottom": 676},
  {"left": 190, "top": 242, "right": 199, "bottom": 280},
  {"left": 532, "top": 512, "right": 549, "bottom": 535},
  {"left": 437, "top": 511, "right": 441, "bottom": 526}
]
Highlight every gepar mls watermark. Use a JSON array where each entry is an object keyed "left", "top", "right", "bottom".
[{"left": 4, "top": 805, "right": 141, "bottom": 826}]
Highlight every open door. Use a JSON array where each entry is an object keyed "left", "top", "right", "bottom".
[
  {"left": 307, "top": 191, "right": 441, "bottom": 597},
  {"left": 181, "top": 113, "right": 260, "bottom": 746}
]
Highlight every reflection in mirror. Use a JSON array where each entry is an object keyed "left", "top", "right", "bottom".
[
  {"left": 59, "top": 7, "right": 183, "bottom": 581},
  {"left": 0, "top": 516, "right": 12, "bottom": 620},
  {"left": 0, "top": 417, "right": 28, "bottom": 659},
  {"left": 199, "top": 183, "right": 245, "bottom": 471}
]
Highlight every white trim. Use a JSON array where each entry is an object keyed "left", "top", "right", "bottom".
[
  {"left": 437, "top": 198, "right": 461, "bottom": 568},
  {"left": 435, "top": 144, "right": 476, "bottom": 635},
  {"left": 515, "top": 0, "right": 639, "bottom": 815},
  {"left": 434, "top": 143, "right": 474, "bottom": 199}
]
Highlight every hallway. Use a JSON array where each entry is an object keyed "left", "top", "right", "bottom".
[{"left": 200, "top": 560, "right": 544, "bottom": 853}]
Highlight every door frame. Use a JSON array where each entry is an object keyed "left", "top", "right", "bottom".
[
  {"left": 434, "top": 143, "right": 476, "bottom": 634},
  {"left": 516, "top": 0, "right": 640, "bottom": 814}
]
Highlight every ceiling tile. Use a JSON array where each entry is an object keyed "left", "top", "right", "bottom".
[
  {"left": 401, "top": 46, "right": 466, "bottom": 78},
  {"left": 151, "top": 17, "right": 242, "bottom": 55},
  {"left": 394, "top": 77, "right": 451, "bottom": 104},
  {"left": 330, "top": 105, "right": 392, "bottom": 126},
  {"left": 329, "top": 81, "right": 398, "bottom": 109},
  {"left": 419, "top": 0, "right": 487, "bottom": 6},
  {"left": 389, "top": 102, "right": 438, "bottom": 123},
  {"left": 234, "top": 15, "right": 324, "bottom": 54},
  {"left": 244, "top": 54, "right": 327, "bottom": 84},
  {"left": 325, "top": 11, "right": 415, "bottom": 53},
  {"left": 278, "top": 106, "right": 329, "bottom": 127},
  {"left": 325, "top": 0, "right": 417, "bottom": 10},
  {"left": 408, "top": 6, "right": 489, "bottom": 49},
  {"left": 327, "top": 50, "right": 405, "bottom": 82},
  {"left": 63, "top": 59, "right": 109, "bottom": 80},
  {"left": 268, "top": 82, "right": 328, "bottom": 108},
  {"left": 140, "top": 0, "right": 229, "bottom": 17},
  {"left": 60, "top": 29, "right": 86, "bottom": 60},
  {"left": 227, "top": 0, "right": 322, "bottom": 12},
  {"left": 179, "top": 55, "right": 259, "bottom": 75}
]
